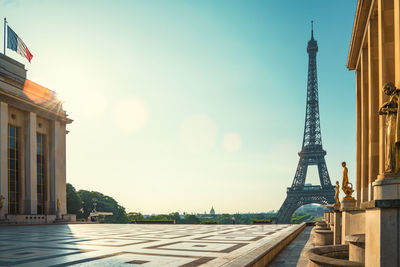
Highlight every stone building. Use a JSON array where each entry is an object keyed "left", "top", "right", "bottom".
[
  {"left": 0, "top": 53, "right": 72, "bottom": 223},
  {"left": 347, "top": 0, "right": 400, "bottom": 265},
  {"left": 308, "top": 1, "right": 400, "bottom": 266}
]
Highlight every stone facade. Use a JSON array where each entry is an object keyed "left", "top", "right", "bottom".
[
  {"left": 347, "top": 1, "right": 400, "bottom": 266},
  {"left": 0, "top": 53, "right": 72, "bottom": 223},
  {"left": 307, "top": 1, "right": 400, "bottom": 266},
  {"left": 347, "top": 0, "right": 398, "bottom": 205}
]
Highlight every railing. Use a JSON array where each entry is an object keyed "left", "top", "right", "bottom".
[{"left": 287, "top": 185, "right": 323, "bottom": 192}]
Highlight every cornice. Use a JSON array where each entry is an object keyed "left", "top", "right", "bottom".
[
  {"left": 0, "top": 80, "right": 72, "bottom": 124},
  {"left": 347, "top": 0, "right": 373, "bottom": 70}
]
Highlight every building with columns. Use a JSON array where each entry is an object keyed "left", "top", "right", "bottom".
[
  {"left": 347, "top": 0, "right": 390, "bottom": 206},
  {"left": 0, "top": 53, "right": 72, "bottom": 223},
  {"left": 307, "top": 1, "right": 400, "bottom": 266},
  {"left": 346, "top": 0, "right": 400, "bottom": 265}
]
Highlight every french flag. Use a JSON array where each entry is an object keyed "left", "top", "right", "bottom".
[{"left": 7, "top": 26, "right": 33, "bottom": 63}]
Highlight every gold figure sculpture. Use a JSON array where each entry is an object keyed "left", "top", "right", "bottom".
[
  {"left": 379, "top": 82, "right": 400, "bottom": 174},
  {"left": 335, "top": 181, "right": 340, "bottom": 205},
  {"left": 0, "top": 195, "right": 4, "bottom": 210},
  {"left": 57, "top": 199, "right": 60, "bottom": 211},
  {"left": 341, "top": 162, "right": 354, "bottom": 200}
]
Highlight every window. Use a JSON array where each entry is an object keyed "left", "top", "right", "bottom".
[
  {"left": 8, "top": 125, "right": 19, "bottom": 214},
  {"left": 37, "top": 133, "right": 46, "bottom": 214}
]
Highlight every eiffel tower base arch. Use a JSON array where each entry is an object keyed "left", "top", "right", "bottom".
[{"left": 276, "top": 189, "right": 335, "bottom": 224}]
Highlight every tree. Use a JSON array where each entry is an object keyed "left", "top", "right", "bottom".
[
  {"left": 66, "top": 183, "right": 82, "bottom": 216},
  {"left": 169, "top": 212, "right": 181, "bottom": 223},
  {"left": 77, "top": 190, "right": 129, "bottom": 223},
  {"left": 128, "top": 212, "right": 144, "bottom": 222},
  {"left": 216, "top": 214, "right": 233, "bottom": 224},
  {"left": 182, "top": 214, "right": 200, "bottom": 224}
]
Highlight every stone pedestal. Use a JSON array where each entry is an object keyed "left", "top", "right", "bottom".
[
  {"left": 315, "top": 221, "right": 328, "bottom": 229},
  {"left": 341, "top": 198, "right": 356, "bottom": 209},
  {"left": 373, "top": 176, "right": 400, "bottom": 200},
  {"left": 345, "top": 234, "right": 365, "bottom": 264},
  {"left": 325, "top": 212, "right": 331, "bottom": 225},
  {"left": 341, "top": 209, "right": 365, "bottom": 245},
  {"left": 56, "top": 210, "right": 61, "bottom": 220},
  {"left": 333, "top": 211, "right": 342, "bottom": 245},
  {"left": 323, "top": 211, "right": 329, "bottom": 222},
  {"left": 306, "top": 245, "right": 363, "bottom": 267},
  {"left": 363, "top": 198, "right": 400, "bottom": 267},
  {"left": 314, "top": 229, "right": 333, "bottom": 246}
]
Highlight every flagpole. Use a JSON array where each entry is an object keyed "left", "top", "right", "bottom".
[{"left": 3, "top": 18, "right": 6, "bottom": 55}]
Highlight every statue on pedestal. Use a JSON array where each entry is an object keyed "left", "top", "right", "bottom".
[
  {"left": 335, "top": 181, "right": 340, "bottom": 205},
  {"left": 379, "top": 82, "right": 400, "bottom": 174},
  {"left": 341, "top": 162, "right": 354, "bottom": 200},
  {"left": 0, "top": 195, "right": 4, "bottom": 210},
  {"left": 56, "top": 199, "right": 61, "bottom": 220}
]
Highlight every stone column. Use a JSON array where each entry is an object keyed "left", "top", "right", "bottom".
[
  {"left": 59, "top": 123, "right": 66, "bottom": 215},
  {"left": 363, "top": 1, "right": 398, "bottom": 266},
  {"left": 18, "top": 125, "right": 25, "bottom": 215},
  {"left": 356, "top": 69, "right": 362, "bottom": 204},
  {"left": 361, "top": 47, "right": 370, "bottom": 203},
  {"left": 0, "top": 102, "right": 8, "bottom": 219},
  {"left": 50, "top": 121, "right": 67, "bottom": 215},
  {"left": 45, "top": 136, "right": 50, "bottom": 215},
  {"left": 368, "top": 16, "right": 379, "bottom": 201},
  {"left": 378, "top": 0, "right": 395, "bottom": 175},
  {"left": 24, "top": 112, "right": 37, "bottom": 214}
]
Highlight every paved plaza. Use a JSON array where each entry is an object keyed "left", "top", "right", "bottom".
[
  {"left": 0, "top": 224, "right": 300, "bottom": 266},
  {"left": 269, "top": 226, "right": 313, "bottom": 267}
]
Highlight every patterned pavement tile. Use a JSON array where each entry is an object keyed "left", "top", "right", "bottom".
[
  {"left": 0, "top": 246, "right": 92, "bottom": 266},
  {"left": 0, "top": 224, "right": 299, "bottom": 266},
  {"left": 64, "top": 238, "right": 156, "bottom": 247},
  {"left": 49, "top": 252, "right": 215, "bottom": 267},
  {"left": 145, "top": 241, "right": 248, "bottom": 253}
]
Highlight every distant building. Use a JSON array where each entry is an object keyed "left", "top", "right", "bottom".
[
  {"left": 89, "top": 212, "right": 113, "bottom": 223},
  {"left": 0, "top": 54, "right": 72, "bottom": 223},
  {"left": 210, "top": 206, "right": 215, "bottom": 215}
]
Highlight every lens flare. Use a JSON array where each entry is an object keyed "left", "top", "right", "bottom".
[{"left": 115, "top": 97, "right": 148, "bottom": 133}]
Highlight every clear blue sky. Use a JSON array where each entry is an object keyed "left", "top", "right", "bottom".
[{"left": 1, "top": 0, "right": 357, "bottom": 214}]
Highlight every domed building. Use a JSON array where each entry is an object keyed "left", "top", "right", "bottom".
[{"left": 210, "top": 206, "right": 215, "bottom": 216}]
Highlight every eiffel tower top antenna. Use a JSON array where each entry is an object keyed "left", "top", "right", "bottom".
[{"left": 311, "top": 20, "right": 314, "bottom": 39}]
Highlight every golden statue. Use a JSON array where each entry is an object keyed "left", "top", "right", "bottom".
[
  {"left": 57, "top": 199, "right": 60, "bottom": 211},
  {"left": 335, "top": 181, "right": 340, "bottom": 205},
  {"left": 341, "top": 162, "right": 354, "bottom": 200},
  {"left": 0, "top": 195, "right": 4, "bottom": 210},
  {"left": 379, "top": 82, "right": 400, "bottom": 174}
]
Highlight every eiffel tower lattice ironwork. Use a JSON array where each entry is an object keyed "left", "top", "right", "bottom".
[{"left": 276, "top": 22, "right": 335, "bottom": 224}]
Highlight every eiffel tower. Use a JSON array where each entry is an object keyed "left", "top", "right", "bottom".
[{"left": 276, "top": 22, "right": 335, "bottom": 224}]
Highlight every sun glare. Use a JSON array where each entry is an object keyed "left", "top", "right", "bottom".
[{"left": 115, "top": 97, "right": 149, "bottom": 133}]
